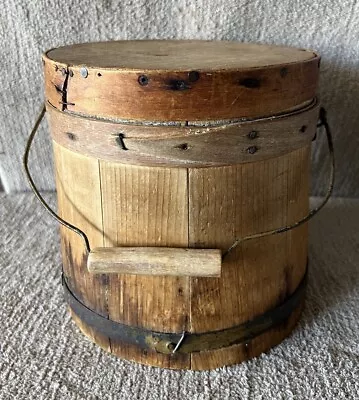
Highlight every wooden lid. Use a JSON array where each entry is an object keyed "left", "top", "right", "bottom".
[{"left": 43, "top": 40, "right": 320, "bottom": 122}]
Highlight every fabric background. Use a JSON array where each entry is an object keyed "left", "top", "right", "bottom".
[
  {"left": 0, "top": 0, "right": 358, "bottom": 195},
  {"left": 1, "top": 194, "right": 358, "bottom": 399},
  {"left": 1, "top": 2, "right": 358, "bottom": 399}
]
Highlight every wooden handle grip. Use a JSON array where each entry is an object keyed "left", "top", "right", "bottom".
[{"left": 87, "top": 247, "right": 222, "bottom": 277}]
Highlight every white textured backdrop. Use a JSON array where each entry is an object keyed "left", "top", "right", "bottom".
[{"left": 1, "top": 0, "right": 358, "bottom": 195}]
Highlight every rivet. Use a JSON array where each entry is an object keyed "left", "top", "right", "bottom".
[
  {"left": 54, "top": 65, "right": 58, "bottom": 71},
  {"left": 188, "top": 70, "right": 200, "bottom": 82},
  {"left": 69, "top": 70, "right": 74, "bottom": 77},
  {"left": 97, "top": 72, "right": 102, "bottom": 77},
  {"left": 300, "top": 125, "right": 307, "bottom": 133},
  {"left": 247, "top": 130, "right": 258, "bottom": 139},
  {"left": 151, "top": 336, "right": 160, "bottom": 345},
  {"left": 61, "top": 67, "right": 67, "bottom": 76},
  {"left": 247, "top": 145, "right": 258, "bottom": 154},
  {"left": 80, "top": 67, "right": 88, "bottom": 78},
  {"left": 138, "top": 75, "right": 149, "bottom": 86},
  {"left": 166, "top": 342, "right": 175, "bottom": 351}
]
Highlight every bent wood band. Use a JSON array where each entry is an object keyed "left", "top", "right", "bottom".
[{"left": 24, "top": 41, "right": 334, "bottom": 370}]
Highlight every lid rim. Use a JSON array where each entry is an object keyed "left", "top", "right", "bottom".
[{"left": 43, "top": 40, "right": 319, "bottom": 71}]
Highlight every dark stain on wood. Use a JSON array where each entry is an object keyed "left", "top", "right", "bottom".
[
  {"left": 280, "top": 67, "right": 288, "bottom": 78},
  {"left": 100, "top": 274, "right": 109, "bottom": 286},
  {"left": 239, "top": 78, "right": 261, "bottom": 88},
  {"left": 164, "top": 79, "right": 191, "bottom": 91},
  {"left": 62, "top": 238, "right": 109, "bottom": 318},
  {"left": 175, "top": 143, "right": 189, "bottom": 150},
  {"left": 61, "top": 238, "right": 87, "bottom": 304},
  {"left": 243, "top": 341, "right": 252, "bottom": 358},
  {"left": 278, "top": 264, "right": 293, "bottom": 305}
]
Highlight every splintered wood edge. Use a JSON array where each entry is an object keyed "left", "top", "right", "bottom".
[{"left": 87, "top": 247, "right": 222, "bottom": 277}]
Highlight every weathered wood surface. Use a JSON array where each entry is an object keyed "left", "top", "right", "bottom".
[
  {"left": 51, "top": 136, "right": 310, "bottom": 369},
  {"left": 99, "top": 162, "right": 191, "bottom": 369},
  {"left": 87, "top": 247, "right": 222, "bottom": 277},
  {"left": 53, "top": 141, "right": 111, "bottom": 352},
  {"left": 46, "top": 40, "right": 315, "bottom": 370},
  {"left": 188, "top": 145, "right": 309, "bottom": 368},
  {"left": 44, "top": 40, "right": 317, "bottom": 69},
  {"left": 43, "top": 41, "right": 319, "bottom": 121},
  {"left": 47, "top": 101, "right": 319, "bottom": 167}
]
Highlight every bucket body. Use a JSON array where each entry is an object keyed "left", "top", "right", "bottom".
[{"left": 43, "top": 41, "right": 320, "bottom": 370}]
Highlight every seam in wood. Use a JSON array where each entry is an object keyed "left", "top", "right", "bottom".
[
  {"left": 47, "top": 98, "right": 317, "bottom": 128},
  {"left": 98, "top": 159, "right": 112, "bottom": 352},
  {"left": 187, "top": 167, "right": 192, "bottom": 369}
]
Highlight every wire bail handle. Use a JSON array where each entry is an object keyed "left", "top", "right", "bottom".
[{"left": 24, "top": 104, "right": 334, "bottom": 261}]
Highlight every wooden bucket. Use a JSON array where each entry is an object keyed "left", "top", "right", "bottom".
[{"left": 25, "top": 41, "right": 334, "bottom": 370}]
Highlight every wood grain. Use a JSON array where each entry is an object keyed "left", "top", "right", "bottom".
[
  {"left": 87, "top": 247, "right": 221, "bottom": 277},
  {"left": 52, "top": 140, "right": 310, "bottom": 369},
  {"left": 52, "top": 141, "right": 110, "bottom": 352},
  {"left": 46, "top": 40, "right": 316, "bottom": 369},
  {"left": 47, "top": 101, "right": 319, "bottom": 167},
  {"left": 43, "top": 41, "right": 319, "bottom": 121},
  {"left": 45, "top": 41, "right": 317, "bottom": 69},
  {"left": 99, "top": 163, "right": 191, "bottom": 369},
  {"left": 190, "top": 297, "right": 305, "bottom": 370},
  {"left": 188, "top": 145, "right": 310, "bottom": 368}
]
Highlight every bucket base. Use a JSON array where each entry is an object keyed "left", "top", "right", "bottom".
[{"left": 69, "top": 302, "right": 304, "bottom": 370}]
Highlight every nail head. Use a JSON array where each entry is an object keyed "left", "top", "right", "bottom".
[
  {"left": 166, "top": 342, "right": 175, "bottom": 351},
  {"left": 176, "top": 143, "right": 188, "bottom": 150},
  {"left": 80, "top": 67, "right": 88, "bottom": 78},
  {"left": 188, "top": 70, "right": 200, "bottom": 82},
  {"left": 247, "top": 131, "right": 258, "bottom": 139},
  {"left": 247, "top": 146, "right": 258, "bottom": 154},
  {"left": 66, "top": 132, "right": 76, "bottom": 141},
  {"left": 138, "top": 75, "right": 149, "bottom": 86}
]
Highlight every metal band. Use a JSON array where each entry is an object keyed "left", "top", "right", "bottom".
[{"left": 63, "top": 265, "right": 307, "bottom": 354}]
